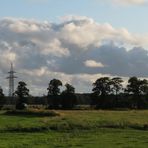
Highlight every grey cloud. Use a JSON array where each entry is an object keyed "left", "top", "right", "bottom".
[{"left": 55, "top": 43, "right": 148, "bottom": 77}]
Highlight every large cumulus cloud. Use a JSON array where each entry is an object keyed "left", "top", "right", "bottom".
[{"left": 0, "top": 16, "right": 148, "bottom": 95}]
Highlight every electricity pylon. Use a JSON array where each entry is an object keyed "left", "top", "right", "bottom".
[{"left": 6, "top": 63, "right": 17, "bottom": 97}]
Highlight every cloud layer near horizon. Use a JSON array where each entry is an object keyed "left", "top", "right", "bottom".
[
  {"left": 0, "top": 16, "right": 148, "bottom": 95},
  {"left": 106, "top": 0, "right": 148, "bottom": 6}
]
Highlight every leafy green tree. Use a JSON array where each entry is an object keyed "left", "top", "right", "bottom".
[
  {"left": 61, "top": 83, "right": 77, "bottom": 109},
  {"left": 140, "top": 79, "right": 148, "bottom": 95},
  {"left": 15, "top": 81, "right": 29, "bottom": 110},
  {"left": 63, "top": 83, "right": 75, "bottom": 94},
  {"left": 0, "top": 87, "right": 4, "bottom": 98},
  {"left": 108, "top": 77, "right": 123, "bottom": 108},
  {"left": 125, "top": 77, "right": 148, "bottom": 108},
  {"left": 126, "top": 77, "right": 148, "bottom": 96},
  {"left": 91, "top": 77, "right": 112, "bottom": 108},
  {"left": 0, "top": 87, "right": 5, "bottom": 108},
  {"left": 126, "top": 77, "right": 141, "bottom": 96},
  {"left": 47, "top": 79, "right": 62, "bottom": 108},
  {"left": 111, "top": 77, "right": 123, "bottom": 95},
  {"left": 92, "top": 77, "right": 112, "bottom": 97},
  {"left": 47, "top": 79, "right": 62, "bottom": 96}
]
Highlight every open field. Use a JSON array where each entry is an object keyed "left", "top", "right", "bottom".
[{"left": 1, "top": 110, "right": 148, "bottom": 147}]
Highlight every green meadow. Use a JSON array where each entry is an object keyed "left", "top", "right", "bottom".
[{"left": 1, "top": 110, "right": 148, "bottom": 147}]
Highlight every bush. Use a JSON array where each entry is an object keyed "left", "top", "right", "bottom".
[{"left": 5, "top": 109, "right": 60, "bottom": 117}]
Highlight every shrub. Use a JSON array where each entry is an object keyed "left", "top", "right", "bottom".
[{"left": 4, "top": 109, "right": 60, "bottom": 117}]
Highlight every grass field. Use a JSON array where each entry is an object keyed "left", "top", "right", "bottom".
[{"left": 1, "top": 110, "right": 148, "bottom": 147}]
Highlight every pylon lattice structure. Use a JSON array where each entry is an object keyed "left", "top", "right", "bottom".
[{"left": 6, "top": 63, "right": 17, "bottom": 97}]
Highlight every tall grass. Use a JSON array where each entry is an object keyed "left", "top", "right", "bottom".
[{"left": 0, "top": 110, "right": 148, "bottom": 132}]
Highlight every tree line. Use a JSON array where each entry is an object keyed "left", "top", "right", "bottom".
[
  {"left": 1, "top": 76, "right": 148, "bottom": 109},
  {"left": 91, "top": 77, "right": 148, "bottom": 109}
]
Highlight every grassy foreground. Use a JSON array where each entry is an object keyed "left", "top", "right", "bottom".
[
  {"left": 1, "top": 110, "right": 148, "bottom": 147},
  {"left": 1, "top": 129, "right": 148, "bottom": 148}
]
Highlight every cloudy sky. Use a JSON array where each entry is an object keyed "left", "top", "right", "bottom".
[{"left": 0, "top": 0, "right": 148, "bottom": 95}]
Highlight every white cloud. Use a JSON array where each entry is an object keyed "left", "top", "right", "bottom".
[
  {"left": 58, "top": 16, "right": 148, "bottom": 49},
  {"left": 9, "top": 20, "right": 40, "bottom": 33},
  {"left": 84, "top": 60, "right": 105, "bottom": 68},
  {"left": 0, "top": 16, "right": 148, "bottom": 95},
  {"left": 109, "top": 0, "right": 148, "bottom": 6},
  {"left": 41, "top": 39, "right": 70, "bottom": 57},
  {"left": 26, "top": 0, "right": 48, "bottom": 4}
]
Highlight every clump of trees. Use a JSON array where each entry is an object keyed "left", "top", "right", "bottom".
[
  {"left": 1, "top": 76, "right": 148, "bottom": 110},
  {"left": 92, "top": 76, "right": 148, "bottom": 109},
  {"left": 125, "top": 77, "right": 148, "bottom": 109},
  {"left": 47, "top": 79, "right": 77, "bottom": 109},
  {"left": 91, "top": 77, "right": 123, "bottom": 108},
  {"left": 92, "top": 77, "right": 123, "bottom": 96}
]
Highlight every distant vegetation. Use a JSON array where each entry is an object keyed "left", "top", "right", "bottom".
[{"left": 1, "top": 76, "right": 148, "bottom": 110}]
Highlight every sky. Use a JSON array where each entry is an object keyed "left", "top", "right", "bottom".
[{"left": 1, "top": 0, "right": 148, "bottom": 95}]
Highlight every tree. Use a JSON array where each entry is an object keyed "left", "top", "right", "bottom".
[
  {"left": 91, "top": 77, "right": 112, "bottom": 108},
  {"left": 47, "top": 79, "right": 62, "bottom": 108},
  {"left": 140, "top": 79, "right": 148, "bottom": 95},
  {"left": 61, "top": 83, "right": 77, "bottom": 109},
  {"left": 47, "top": 79, "right": 62, "bottom": 96},
  {"left": 0, "top": 87, "right": 4, "bottom": 98},
  {"left": 92, "top": 77, "right": 112, "bottom": 97},
  {"left": 63, "top": 83, "right": 75, "bottom": 94},
  {"left": 125, "top": 77, "right": 148, "bottom": 108},
  {"left": 15, "top": 81, "right": 29, "bottom": 110},
  {"left": 111, "top": 77, "right": 123, "bottom": 95},
  {"left": 0, "top": 87, "right": 5, "bottom": 108},
  {"left": 108, "top": 77, "right": 123, "bottom": 108},
  {"left": 126, "top": 77, "right": 141, "bottom": 96}
]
